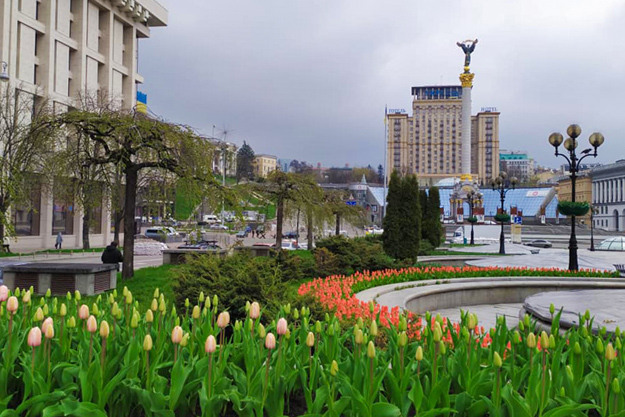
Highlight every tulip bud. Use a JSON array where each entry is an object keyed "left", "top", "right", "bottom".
[
  {"left": 151, "top": 299, "right": 158, "bottom": 312},
  {"left": 540, "top": 332, "right": 549, "bottom": 350},
  {"left": 60, "top": 303, "right": 67, "bottom": 317},
  {"left": 100, "top": 320, "right": 110, "bottom": 338},
  {"left": 122, "top": 286, "right": 128, "bottom": 297},
  {"left": 0, "top": 285, "right": 8, "bottom": 303},
  {"left": 612, "top": 377, "right": 620, "bottom": 394},
  {"left": 416, "top": 345, "right": 423, "bottom": 361},
  {"left": 357, "top": 317, "right": 364, "bottom": 328},
  {"left": 369, "top": 301, "right": 375, "bottom": 314},
  {"left": 325, "top": 313, "right": 330, "bottom": 323},
  {"left": 171, "top": 326, "right": 183, "bottom": 344},
  {"left": 92, "top": 303, "right": 99, "bottom": 315},
  {"left": 354, "top": 329, "right": 363, "bottom": 345},
  {"left": 250, "top": 302, "right": 260, "bottom": 320},
  {"left": 425, "top": 311, "right": 431, "bottom": 323},
  {"left": 616, "top": 327, "right": 621, "bottom": 338},
  {"left": 192, "top": 305, "right": 200, "bottom": 320},
  {"left": 306, "top": 332, "right": 315, "bottom": 347},
  {"left": 398, "top": 331, "right": 407, "bottom": 347},
  {"left": 125, "top": 292, "right": 132, "bottom": 305},
  {"left": 234, "top": 320, "right": 242, "bottom": 331},
  {"left": 67, "top": 316, "right": 76, "bottom": 328},
  {"left": 265, "top": 333, "right": 276, "bottom": 350},
  {"left": 330, "top": 360, "right": 339, "bottom": 376},
  {"left": 6, "top": 296, "right": 18, "bottom": 313},
  {"left": 205, "top": 296, "right": 210, "bottom": 309},
  {"left": 398, "top": 315, "right": 407, "bottom": 332},
  {"left": 143, "top": 334, "right": 153, "bottom": 351},
  {"left": 293, "top": 309, "right": 299, "bottom": 320},
  {"left": 87, "top": 315, "right": 97, "bottom": 333},
  {"left": 130, "top": 313, "right": 139, "bottom": 329},
  {"left": 43, "top": 304, "right": 49, "bottom": 315},
  {"left": 606, "top": 343, "right": 616, "bottom": 361},
  {"left": 44, "top": 324, "right": 54, "bottom": 339},
  {"left": 274, "top": 317, "right": 287, "bottom": 336},
  {"left": 39, "top": 297, "right": 45, "bottom": 307},
  {"left": 549, "top": 303, "right": 555, "bottom": 315},
  {"left": 171, "top": 306, "right": 177, "bottom": 317},
  {"left": 512, "top": 330, "right": 521, "bottom": 345},
  {"left": 184, "top": 298, "right": 190, "bottom": 308},
  {"left": 44, "top": 288, "right": 51, "bottom": 298},
  {"left": 366, "top": 341, "right": 375, "bottom": 358},
  {"left": 527, "top": 333, "right": 536, "bottom": 349},
  {"left": 433, "top": 324, "right": 442, "bottom": 343},
  {"left": 284, "top": 329, "right": 290, "bottom": 340},
  {"left": 284, "top": 303, "right": 291, "bottom": 315},
  {"left": 258, "top": 324, "right": 266, "bottom": 339},
  {"left": 518, "top": 321, "right": 525, "bottom": 332},
  {"left": 584, "top": 310, "right": 590, "bottom": 321},
  {"left": 315, "top": 321, "right": 322, "bottom": 334},
  {"left": 27, "top": 327, "right": 42, "bottom": 347},
  {"left": 493, "top": 351, "right": 503, "bottom": 368},
  {"left": 23, "top": 290, "right": 31, "bottom": 304},
  {"left": 198, "top": 291, "right": 204, "bottom": 303},
  {"left": 572, "top": 341, "right": 581, "bottom": 355},
  {"left": 524, "top": 314, "right": 530, "bottom": 328},
  {"left": 549, "top": 335, "right": 556, "bottom": 349},
  {"left": 596, "top": 339, "right": 604, "bottom": 354},
  {"left": 205, "top": 335, "right": 216, "bottom": 353},
  {"left": 327, "top": 323, "right": 335, "bottom": 337},
  {"left": 616, "top": 338, "right": 622, "bottom": 350},
  {"left": 180, "top": 333, "right": 190, "bottom": 347},
  {"left": 74, "top": 290, "right": 81, "bottom": 301},
  {"left": 370, "top": 320, "right": 378, "bottom": 337},
  {"left": 212, "top": 295, "right": 218, "bottom": 309},
  {"left": 461, "top": 327, "right": 470, "bottom": 342},
  {"left": 34, "top": 307, "right": 44, "bottom": 322},
  {"left": 159, "top": 300, "right": 166, "bottom": 313}
]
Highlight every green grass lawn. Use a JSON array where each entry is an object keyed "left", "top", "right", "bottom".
[
  {"left": 117, "top": 264, "right": 177, "bottom": 306},
  {"left": 0, "top": 247, "right": 107, "bottom": 258}
]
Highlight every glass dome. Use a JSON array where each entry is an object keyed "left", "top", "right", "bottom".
[{"left": 596, "top": 236, "right": 625, "bottom": 251}]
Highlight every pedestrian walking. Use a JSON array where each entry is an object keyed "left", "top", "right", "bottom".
[{"left": 55, "top": 232, "right": 63, "bottom": 250}]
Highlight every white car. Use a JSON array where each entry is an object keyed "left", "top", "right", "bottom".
[
  {"left": 209, "top": 223, "right": 229, "bottom": 230},
  {"left": 280, "top": 240, "right": 299, "bottom": 250}
]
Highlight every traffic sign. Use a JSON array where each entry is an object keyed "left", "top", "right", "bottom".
[
  {"left": 514, "top": 216, "right": 522, "bottom": 224},
  {"left": 346, "top": 201, "right": 357, "bottom": 206}
]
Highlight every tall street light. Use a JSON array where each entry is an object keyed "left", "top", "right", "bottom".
[
  {"left": 491, "top": 171, "right": 517, "bottom": 255},
  {"left": 466, "top": 190, "right": 483, "bottom": 245},
  {"left": 548, "top": 124, "right": 604, "bottom": 270}
]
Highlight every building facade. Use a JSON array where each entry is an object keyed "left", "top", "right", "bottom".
[
  {"left": 253, "top": 154, "right": 277, "bottom": 178},
  {"left": 471, "top": 110, "right": 500, "bottom": 183},
  {"left": 386, "top": 86, "right": 499, "bottom": 186},
  {"left": 1, "top": 0, "right": 167, "bottom": 250},
  {"left": 499, "top": 150, "right": 535, "bottom": 182},
  {"left": 205, "top": 137, "right": 237, "bottom": 178},
  {"left": 557, "top": 174, "right": 592, "bottom": 224},
  {"left": 591, "top": 160, "right": 625, "bottom": 231}
]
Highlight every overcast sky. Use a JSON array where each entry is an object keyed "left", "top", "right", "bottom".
[{"left": 140, "top": 0, "right": 625, "bottom": 170}]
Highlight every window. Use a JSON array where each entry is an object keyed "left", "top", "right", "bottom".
[
  {"left": 13, "top": 183, "right": 41, "bottom": 236},
  {"left": 52, "top": 196, "right": 74, "bottom": 235}
]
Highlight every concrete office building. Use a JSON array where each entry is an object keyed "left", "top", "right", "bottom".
[
  {"left": 386, "top": 86, "right": 500, "bottom": 186},
  {"left": 591, "top": 160, "right": 625, "bottom": 231},
  {"left": 1, "top": 0, "right": 167, "bottom": 250},
  {"left": 499, "top": 150, "right": 535, "bottom": 182}
]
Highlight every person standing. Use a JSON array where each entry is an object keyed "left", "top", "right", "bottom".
[
  {"left": 55, "top": 232, "right": 63, "bottom": 250},
  {"left": 101, "top": 241, "right": 124, "bottom": 270}
]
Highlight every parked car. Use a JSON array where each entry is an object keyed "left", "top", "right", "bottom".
[
  {"left": 525, "top": 239, "right": 552, "bottom": 248},
  {"left": 209, "top": 223, "right": 229, "bottom": 231},
  {"left": 279, "top": 240, "right": 299, "bottom": 250},
  {"left": 283, "top": 231, "right": 299, "bottom": 239},
  {"left": 484, "top": 220, "right": 497, "bottom": 225},
  {"left": 236, "top": 230, "right": 248, "bottom": 238},
  {"left": 145, "top": 227, "right": 179, "bottom": 242}
]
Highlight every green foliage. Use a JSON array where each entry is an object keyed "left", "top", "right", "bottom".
[
  {"left": 174, "top": 181, "right": 201, "bottom": 221},
  {"left": 557, "top": 201, "right": 590, "bottom": 217},
  {"left": 382, "top": 172, "right": 421, "bottom": 262},
  {"left": 495, "top": 213, "right": 511, "bottom": 223},
  {"left": 421, "top": 187, "right": 444, "bottom": 248},
  {"left": 172, "top": 252, "right": 289, "bottom": 322},
  {"left": 235, "top": 141, "right": 255, "bottom": 182},
  {"left": 315, "top": 235, "right": 404, "bottom": 275}
]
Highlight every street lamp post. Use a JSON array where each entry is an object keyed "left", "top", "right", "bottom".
[
  {"left": 548, "top": 124, "right": 604, "bottom": 270},
  {"left": 466, "top": 190, "right": 483, "bottom": 246},
  {"left": 589, "top": 205, "right": 598, "bottom": 251},
  {"left": 491, "top": 172, "right": 518, "bottom": 255}
]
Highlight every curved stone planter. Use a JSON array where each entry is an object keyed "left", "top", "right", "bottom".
[{"left": 356, "top": 276, "right": 625, "bottom": 319}]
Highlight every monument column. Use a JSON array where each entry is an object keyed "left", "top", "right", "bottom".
[{"left": 460, "top": 72, "right": 474, "bottom": 175}]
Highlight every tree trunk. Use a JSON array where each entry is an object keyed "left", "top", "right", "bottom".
[
  {"left": 306, "top": 207, "right": 313, "bottom": 250},
  {"left": 113, "top": 210, "right": 120, "bottom": 243},
  {"left": 0, "top": 198, "right": 6, "bottom": 245},
  {"left": 82, "top": 210, "right": 90, "bottom": 249},
  {"left": 122, "top": 168, "right": 138, "bottom": 279},
  {"left": 335, "top": 214, "right": 341, "bottom": 236},
  {"left": 275, "top": 196, "right": 284, "bottom": 249}
]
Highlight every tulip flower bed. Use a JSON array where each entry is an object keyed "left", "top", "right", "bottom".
[
  {"left": 0, "top": 272, "right": 622, "bottom": 417},
  {"left": 298, "top": 266, "right": 618, "bottom": 328}
]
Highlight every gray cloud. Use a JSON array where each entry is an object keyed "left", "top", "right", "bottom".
[{"left": 140, "top": 0, "right": 625, "bottom": 169}]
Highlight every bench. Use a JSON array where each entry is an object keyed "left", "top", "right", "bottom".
[
  {"left": 2, "top": 263, "right": 117, "bottom": 295},
  {"left": 615, "top": 264, "right": 625, "bottom": 277}
]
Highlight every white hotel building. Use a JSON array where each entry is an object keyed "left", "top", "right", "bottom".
[
  {"left": 0, "top": 0, "right": 167, "bottom": 250},
  {"left": 592, "top": 160, "right": 625, "bottom": 232}
]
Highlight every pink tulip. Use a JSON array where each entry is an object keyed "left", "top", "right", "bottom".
[
  {"left": 86, "top": 315, "right": 97, "bottom": 333},
  {"left": 276, "top": 318, "right": 288, "bottom": 336},
  {"left": 79, "top": 305, "right": 89, "bottom": 320},
  {"left": 6, "top": 296, "right": 18, "bottom": 313},
  {"left": 265, "top": 333, "right": 276, "bottom": 350},
  {"left": 249, "top": 302, "right": 260, "bottom": 319},
  {"left": 205, "top": 335, "right": 216, "bottom": 354},
  {"left": 41, "top": 317, "right": 53, "bottom": 335},
  {"left": 171, "top": 326, "right": 183, "bottom": 344},
  {"left": 217, "top": 311, "right": 230, "bottom": 329},
  {"left": 0, "top": 285, "right": 8, "bottom": 302},
  {"left": 27, "top": 327, "right": 42, "bottom": 347}
]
